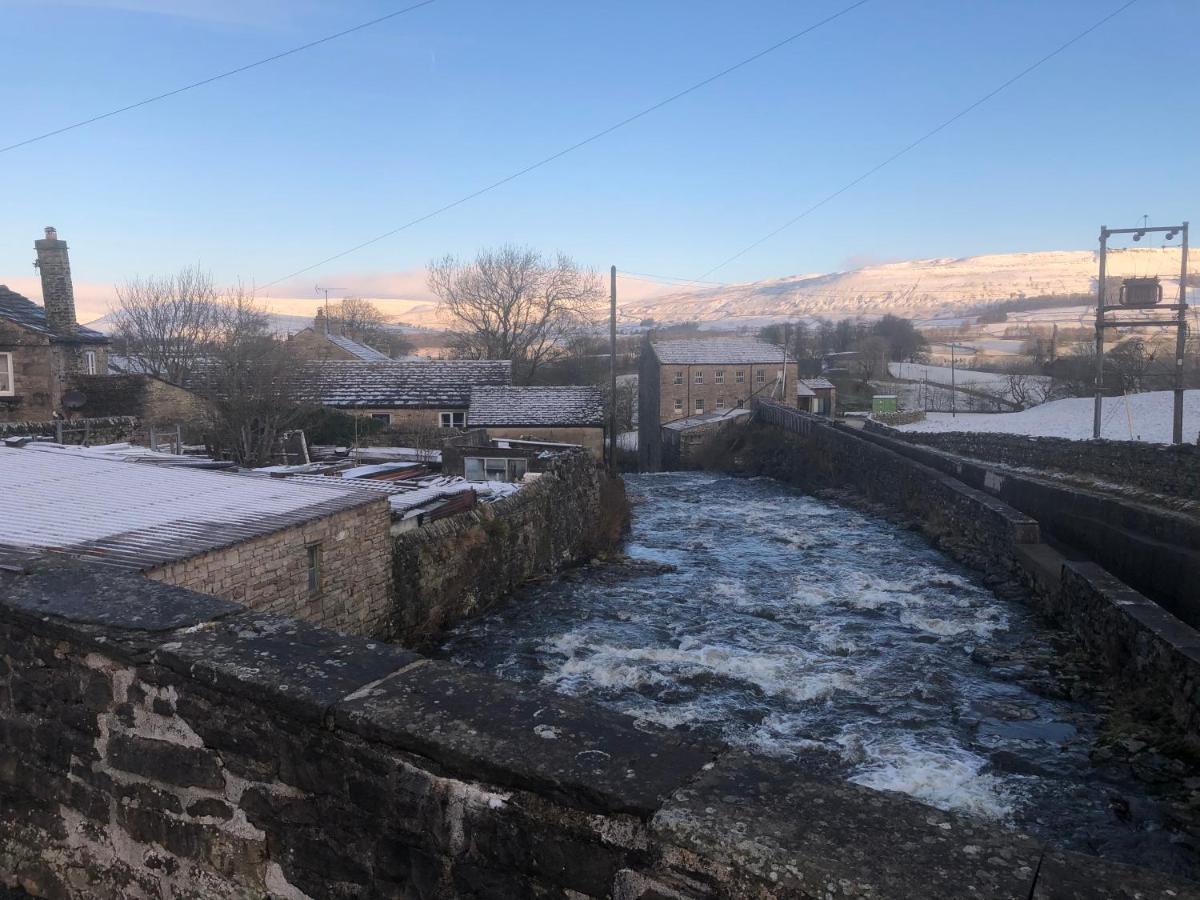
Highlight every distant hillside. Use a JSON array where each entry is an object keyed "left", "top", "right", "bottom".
[
  {"left": 623, "top": 248, "right": 1187, "bottom": 325},
  {"left": 84, "top": 311, "right": 430, "bottom": 336}
]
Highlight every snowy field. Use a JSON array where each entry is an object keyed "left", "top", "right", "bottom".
[
  {"left": 889, "top": 363, "right": 1051, "bottom": 403},
  {"left": 895, "top": 390, "right": 1200, "bottom": 443}
]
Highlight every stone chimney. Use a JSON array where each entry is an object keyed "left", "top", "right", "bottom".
[
  {"left": 34, "top": 227, "right": 77, "bottom": 334},
  {"left": 315, "top": 308, "right": 328, "bottom": 335}
]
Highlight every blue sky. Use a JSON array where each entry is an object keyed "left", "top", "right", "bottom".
[{"left": 1, "top": 0, "right": 1196, "bottom": 318}]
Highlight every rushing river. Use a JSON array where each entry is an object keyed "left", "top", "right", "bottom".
[{"left": 436, "top": 472, "right": 1197, "bottom": 876}]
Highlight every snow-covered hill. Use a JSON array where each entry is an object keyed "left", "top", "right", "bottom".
[{"left": 624, "top": 248, "right": 1187, "bottom": 325}]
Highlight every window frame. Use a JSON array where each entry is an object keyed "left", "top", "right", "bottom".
[
  {"left": 715, "top": 369, "right": 724, "bottom": 384},
  {"left": 694, "top": 398, "right": 705, "bottom": 413},
  {"left": 693, "top": 370, "right": 704, "bottom": 384},
  {"left": 672, "top": 370, "right": 683, "bottom": 385},
  {"left": 306, "top": 543, "right": 323, "bottom": 594},
  {"left": 756, "top": 368, "right": 765, "bottom": 383},
  {"left": 716, "top": 396, "right": 725, "bottom": 410},
  {"left": 439, "top": 410, "right": 466, "bottom": 428},
  {"left": 0, "top": 352, "right": 12, "bottom": 396},
  {"left": 83, "top": 350, "right": 97, "bottom": 375},
  {"left": 673, "top": 398, "right": 683, "bottom": 413},
  {"left": 371, "top": 413, "right": 391, "bottom": 424},
  {"left": 735, "top": 370, "right": 745, "bottom": 384}
]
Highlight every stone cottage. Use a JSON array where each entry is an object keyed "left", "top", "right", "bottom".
[
  {"left": 287, "top": 309, "right": 395, "bottom": 361},
  {"left": 0, "top": 228, "right": 109, "bottom": 422},
  {"left": 466, "top": 385, "right": 606, "bottom": 458}
]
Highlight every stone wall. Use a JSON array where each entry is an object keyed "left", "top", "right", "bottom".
[
  {"left": 147, "top": 500, "right": 394, "bottom": 636},
  {"left": 389, "top": 452, "right": 629, "bottom": 646},
  {"left": 867, "top": 422, "right": 1200, "bottom": 502},
  {"left": 2, "top": 565, "right": 1189, "bottom": 899},
  {"left": 68, "top": 374, "right": 207, "bottom": 429},
  {"left": 0, "top": 415, "right": 137, "bottom": 444}
]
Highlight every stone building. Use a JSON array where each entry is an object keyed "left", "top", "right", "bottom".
[
  {"left": 0, "top": 443, "right": 393, "bottom": 635},
  {"left": 0, "top": 227, "right": 109, "bottom": 422},
  {"left": 299, "top": 358, "right": 511, "bottom": 430},
  {"left": 638, "top": 338, "right": 835, "bottom": 470},
  {"left": 287, "top": 310, "right": 395, "bottom": 361},
  {"left": 466, "top": 385, "right": 606, "bottom": 458}
]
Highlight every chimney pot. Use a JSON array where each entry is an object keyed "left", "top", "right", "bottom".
[{"left": 44, "top": 226, "right": 57, "bottom": 240}]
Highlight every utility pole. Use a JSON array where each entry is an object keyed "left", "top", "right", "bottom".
[
  {"left": 950, "top": 343, "right": 957, "bottom": 418},
  {"left": 1092, "top": 227, "right": 1108, "bottom": 439},
  {"left": 782, "top": 321, "right": 790, "bottom": 404},
  {"left": 315, "top": 285, "right": 346, "bottom": 331},
  {"left": 1173, "top": 223, "right": 1190, "bottom": 444},
  {"left": 609, "top": 266, "right": 618, "bottom": 473}
]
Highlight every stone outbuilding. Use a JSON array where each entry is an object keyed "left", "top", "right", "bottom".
[
  {"left": 466, "top": 385, "right": 606, "bottom": 458},
  {"left": 298, "top": 359, "right": 512, "bottom": 430},
  {"left": 0, "top": 443, "right": 393, "bottom": 634},
  {"left": 287, "top": 310, "right": 395, "bottom": 361},
  {"left": 0, "top": 227, "right": 109, "bottom": 422}
]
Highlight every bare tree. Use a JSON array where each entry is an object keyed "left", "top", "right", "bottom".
[
  {"left": 428, "top": 245, "right": 602, "bottom": 382},
  {"left": 111, "top": 266, "right": 220, "bottom": 383},
  {"left": 851, "top": 335, "right": 888, "bottom": 385},
  {"left": 194, "top": 287, "right": 303, "bottom": 467}
]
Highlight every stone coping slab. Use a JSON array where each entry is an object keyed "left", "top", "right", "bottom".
[
  {"left": 153, "top": 611, "right": 422, "bottom": 723},
  {"left": 334, "top": 658, "right": 717, "bottom": 818},
  {"left": 653, "top": 752, "right": 1043, "bottom": 899}
]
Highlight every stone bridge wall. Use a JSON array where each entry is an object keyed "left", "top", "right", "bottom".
[
  {"left": 865, "top": 421, "right": 1200, "bottom": 502},
  {"left": 2, "top": 565, "right": 1188, "bottom": 899},
  {"left": 389, "top": 452, "right": 629, "bottom": 647}
]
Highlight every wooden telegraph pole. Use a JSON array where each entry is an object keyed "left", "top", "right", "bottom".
[{"left": 609, "top": 266, "right": 618, "bottom": 473}]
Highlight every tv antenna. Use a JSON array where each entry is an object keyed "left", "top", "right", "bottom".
[{"left": 314, "top": 285, "right": 347, "bottom": 319}]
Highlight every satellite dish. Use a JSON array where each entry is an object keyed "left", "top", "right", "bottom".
[{"left": 62, "top": 390, "right": 87, "bottom": 410}]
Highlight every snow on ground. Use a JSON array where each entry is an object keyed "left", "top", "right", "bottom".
[
  {"left": 895, "top": 390, "right": 1200, "bottom": 443},
  {"left": 889, "top": 363, "right": 1050, "bottom": 404}
]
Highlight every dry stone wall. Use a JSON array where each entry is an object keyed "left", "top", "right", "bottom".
[
  {"left": 2, "top": 565, "right": 1190, "bottom": 899},
  {"left": 389, "top": 452, "right": 628, "bottom": 646}
]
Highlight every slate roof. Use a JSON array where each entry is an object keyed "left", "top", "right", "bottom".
[
  {"left": 0, "top": 444, "right": 383, "bottom": 571},
  {"left": 803, "top": 377, "right": 835, "bottom": 390},
  {"left": 651, "top": 339, "right": 789, "bottom": 365},
  {"left": 324, "top": 333, "right": 392, "bottom": 362},
  {"left": 467, "top": 386, "right": 606, "bottom": 427},
  {"left": 0, "top": 285, "right": 107, "bottom": 343},
  {"left": 299, "top": 360, "right": 512, "bottom": 409}
]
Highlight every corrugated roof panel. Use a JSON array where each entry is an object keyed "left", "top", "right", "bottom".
[{"left": 0, "top": 447, "right": 382, "bottom": 571}]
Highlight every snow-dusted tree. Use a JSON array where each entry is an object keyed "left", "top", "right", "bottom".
[{"left": 428, "top": 245, "right": 602, "bottom": 382}]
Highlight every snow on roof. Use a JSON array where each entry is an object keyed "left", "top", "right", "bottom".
[
  {"left": 0, "top": 445, "right": 383, "bottom": 571},
  {"left": 298, "top": 360, "right": 511, "bottom": 408},
  {"left": 794, "top": 383, "right": 816, "bottom": 398},
  {"left": 803, "top": 377, "right": 835, "bottom": 390},
  {"left": 652, "top": 339, "right": 789, "bottom": 365},
  {"left": 662, "top": 407, "right": 752, "bottom": 431},
  {"left": 324, "top": 333, "right": 392, "bottom": 362},
  {"left": 467, "top": 385, "right": 605, "bottom": 427},
  {"left": 0, "top": 285, "right": 107, "bottom": 343},
  {"left": 895, "top": 389, "right": 1200, "bottom": 443}
]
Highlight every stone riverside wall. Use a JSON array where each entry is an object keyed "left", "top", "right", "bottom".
[
  {"left": 3, "top": 566, "right": 1193, "bottom": 899},
  {"left": 147, "top": 499, "right": 394, "bottom": 637},
  {"left": 745, "top": 399, "right": 1200, "bottom": 747},
  {"left": 865, "top": 421, "right": 1200, "bottom": 502},
  {"left": 389, "top": 452, "right": 628, "bottom": 646},
  {"left": 0, "top": 415, "right": 136, "bottom": 444}
]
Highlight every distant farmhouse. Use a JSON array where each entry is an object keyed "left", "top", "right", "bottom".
[
  {"left": 0, "top": 228, "right": 109, "bottom": 422},
  {"left": 467, "top": 385, "right": 606, "bottom": 458},
  {"left": 0, "top": 443, "right": 392, "bottom": 634},
  {"left": 639, "top": 338, "right": 835, "bottom": 470},
  {"left": 299, "top": 359, "right": 512, "bottom": 429},
  {"left": 287, "top": 309, "right": 394, "bottom": 361}
]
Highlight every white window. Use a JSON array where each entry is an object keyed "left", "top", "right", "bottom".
[
  {"left": 0, "top": 352, "right": 12, "bottom": 396},
  {"left": 465, "top": 457, "right": 528, "bottom": 483},
  {"left": 694, "top": 370, "right": 703, "bottom": 384},
  {"left": 439, "top": 411, "right": 465, "bottom": 428},
  {"left": 715, "top": 370, "right": 724, "bottom": 384},
  {"left": 694, "top": 398, "right": 704, "bottom": 413},
  {"left": 735, "top": 370, "right": 745, "bottom": 384},
  {"left": 672, "top": 371, "right": 683, "bottom": 385},
  {"left": 673, "top": 398, "right": 683, "bottom": 413},
  {"left": 716, "top": 397, "right": 725, "bottom": 410},
  {"left": 83, "top": 350, "right": 97, "bottom": 375},
  {"left": 756, "top": 369, "right": 765, "bottom": 383}
]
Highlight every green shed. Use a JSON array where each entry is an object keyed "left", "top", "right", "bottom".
[{"left": 872, "top": 394, "right": 898, "bottom": 415}]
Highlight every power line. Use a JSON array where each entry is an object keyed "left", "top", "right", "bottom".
[
  {"left": 261, "top": 0, "right": 872, "bottom": 288},
  {"left": 0, "top": 0, "right": 439, "bottom": 155},
  {"left": 698, "top": 0, "right": 1142, "bottom": 278}
]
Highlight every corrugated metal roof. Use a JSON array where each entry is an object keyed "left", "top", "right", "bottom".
[
  {"left": 0, "top": 285, "right": 108, "bottom": 343},
  {"left": 0, "top": 446, "right": 383, "bottom": 571},
  {"left": 662, "top": 408, "right": 752, "bottom": 431},
  {"left": 651, "top": 339, "right": 788, "bottom": 365},
  {"left": 467, "top": 386, "right": 605, "bottom": 427},
  {"left": 324, "top": 333, "right": 392, "bottom": 362}
]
